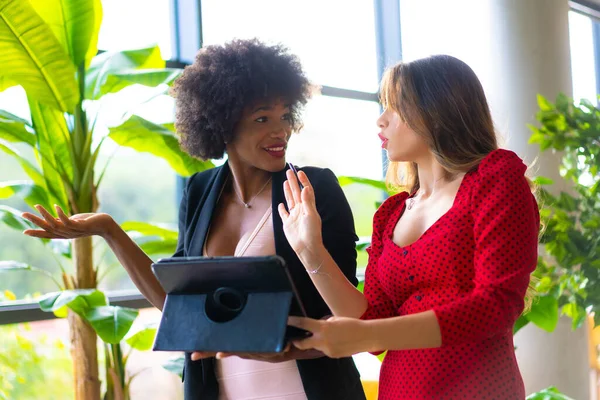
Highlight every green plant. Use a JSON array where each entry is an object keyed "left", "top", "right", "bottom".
[
  {"left": 38, "top": 288, "right": 159, "bottom": 400},
  {"left": 0, "top": 223, "right": 174, "bottom": 399},
  {"left": 515, "top": 94, "right": 600, "bottom": 334},
  {"left": 0, "top": 257, "right": 166, "bottom": 400},
  {"left": 0, "top": 323, "right": 73, "bottom": 400},
  {"left": 0, "top": 222, "right": 170, "bottom": 400},
  {"left": 0, "top": 1, "right": 212, "bottom": 398},
  {"left": 526, "top": 386, "right": 574, "bottom": 400}
]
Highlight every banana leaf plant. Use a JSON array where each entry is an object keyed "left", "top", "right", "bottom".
[
  {"left": 0, "top": 1, "right": 212, "bottom": 399},
  {"left": 39, "top": 288, "right": 159, "bottom": 400},
  {"left": 0, "top": 222, "right": 178, "bottom": 399}
]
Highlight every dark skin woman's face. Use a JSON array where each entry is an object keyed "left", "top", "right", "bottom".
[{"left": 226, "top": 99, "right": 293, "bottom": 172}]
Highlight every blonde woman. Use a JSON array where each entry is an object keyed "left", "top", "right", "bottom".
[{"left": 281, "top": 55, "right": 540, "bottom": 399}]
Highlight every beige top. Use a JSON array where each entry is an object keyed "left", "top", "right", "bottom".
[{"left": 204, "top": 205, "right": 307, "bottom": 400}]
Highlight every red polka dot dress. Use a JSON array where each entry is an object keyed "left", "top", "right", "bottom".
[{"left": 361, "top": 149, "right": 540, "bottom": 399}]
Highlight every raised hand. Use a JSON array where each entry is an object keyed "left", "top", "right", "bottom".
[
  {"left": 22, "top": 205, "right": 114, "bottom": 239},
  {"left": 277, "top": 170, "right": 323, "bottom": 257}
]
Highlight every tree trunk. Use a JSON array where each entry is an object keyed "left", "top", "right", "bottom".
[{"left": 69, "top": 236, "right": 100, "bottom": 400}]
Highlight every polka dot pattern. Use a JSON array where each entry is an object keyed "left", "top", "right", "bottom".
[{"left": 361, "top": 149, "right": 540, "bottom": 399}]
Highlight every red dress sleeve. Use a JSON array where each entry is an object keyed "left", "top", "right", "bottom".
[
  {"left": 361, "top": 193, "right": 409, "bottom": 321},
  {"left": 432, "top": 149, "right": 540, "bottom": 346}
]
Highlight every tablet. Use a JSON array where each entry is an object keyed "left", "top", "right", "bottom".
[{"left": 151, "top": 255, "right": 310, "bottom": 353}]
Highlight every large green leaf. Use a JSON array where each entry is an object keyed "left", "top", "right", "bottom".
[
  {"left": 0, "top": 181, "right": 30, "bottom": 199},
  {"left": 29, "top": 0, "right": 102, "bottom": 68},
  {"left": 0, "top": 75, "right": 16, "bottom": 92},
  {"left": 356, "top": 237, "right": 371, "bottom": 251},
  {"left": 0, "top": 109, "right": 29, "bottom": 125},
  {"left": 99, "top": 68, "right": 181, "bottom": 97},
  {"left": 513, "top": 314, "right": 530, "bottom": 335},
  {"left": 0, "top": 260, "right": 62, "bottom": 290},
  {"left": 47, "top": 238, "right": 72, "bottom": 260},
  {"left": 0, "top": 142, "right": 46, "bottom": 189},
  {"left": 0, "top": 110, "right": 35, "bottom": 146},
  {"left": 39, "top": 289, "right": 107, "bottom": 316},
  {"left": 125, "top": 326, "right": 157, "bottom": 351},
  {"left": 84, "top": 306, "right": 138, "bottom": 344},
  {"left": 122, "top": 221, "right": 178, "bottom": 240},
  {"left": 0, "top": 205, "right": 38, "bottom": 231},
  {"left": 526, "top": 387, "right": 574, "bottom": 400},
  {"left": 356, "top": 281, "right": 364, "bottom": 293},
  {"left": 532, "top": 176, "right": 554, "bottom": 186},
  {"left": 162, "top": 355, "right": 185, "bottom": 378},
  {"left": 85, "top": 46, "right": 165, "bottom": 100},
  {"left": 562, "top": 303, "right": 587, "bottom": 330},
  {"left": 525, "top": 295, "right": 559, "bottom": 332},
  {"left": 0, "top": 0, "right": 79, "bottom": 112},
  {"left": 0, "top": 180, "right": 48, "bottom": 207},
  {"left": 537, "top": 94, "right": 554, "bottom": 112},
  {"left": 139, "top": 239, "right": 178, "bottom": 256},
  {"left": 28, "top": 99, "right": 72, "bottom": 210},
  {"left": 108, "top": 115, "right": 213, "bottom": 176},
  {"left": 337, "top": 176, "right": 389, "bottom": 193}
]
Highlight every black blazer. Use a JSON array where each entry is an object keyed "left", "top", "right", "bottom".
[{"left": 173, "top": 162, "right": 366, "bottom": 400}]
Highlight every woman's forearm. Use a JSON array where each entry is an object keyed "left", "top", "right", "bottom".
[
  {"left": 298, "top": 244, "right": 368, "bottom": 318},
  {"left": 102, "top": 219, "right": 166, "bottom": 310},
  {"left": 368, "top": 310, "right": 442, "bottom": 352}
]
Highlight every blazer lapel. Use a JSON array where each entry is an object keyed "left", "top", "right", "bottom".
[{"left": 187, "top": 163, "right": 230, "bottom": 257}]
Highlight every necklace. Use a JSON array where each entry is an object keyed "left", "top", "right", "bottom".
[
  {"left": 407, "top": 192, "right": 420, "bottom": 211},
  {"left": 230, "top": 175, "right": 272, "bottom": 208},
  {"left": 407, "top": 176, "right": 447, "bottom": 211}
]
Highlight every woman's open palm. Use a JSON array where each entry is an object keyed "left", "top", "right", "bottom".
[
  {"left": 277, "top": 170, "right": 322, "bottom": 256},
  {"left": 22, "top": 205, "right": 112, "bottom": 239}
]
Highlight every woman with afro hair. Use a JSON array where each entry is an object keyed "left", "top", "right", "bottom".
[{"left": 22, "top": 39, "right": 366, "bottom": 400}]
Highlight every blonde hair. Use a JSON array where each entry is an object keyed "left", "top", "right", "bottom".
[
  {"left": 380, "top": 55, "right": 498, "bottom": 194},
  {"left": 381, "top": 55, "right": 537, "bottom": 311}
]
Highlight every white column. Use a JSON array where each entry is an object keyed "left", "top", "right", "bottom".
[
  {"left": 487, "top": 0, "right": 572, "bottom": 188},
  {"left": 487, "top": 1, "right": 591, "bottom": 399}
]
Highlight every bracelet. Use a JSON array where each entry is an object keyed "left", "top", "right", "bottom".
[{"left": 306, "top": 260, "right": 329, "bottom": 277}]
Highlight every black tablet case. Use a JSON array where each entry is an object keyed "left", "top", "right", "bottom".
[{"left": 151, "top": 256, "right": 307, "bottom": 353}]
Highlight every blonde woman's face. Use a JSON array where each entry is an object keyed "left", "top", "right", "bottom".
[{"left": 376, "top": 108, "right": 429, "bottom": 162}]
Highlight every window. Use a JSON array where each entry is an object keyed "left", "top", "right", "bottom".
[
  {"left": 569, "top": 11, "right": 598, "bottom": 103},
  {"left": 93, "top": 0, "right": 180, "bottom": 292},
  {"left": 287, "top": 96, "right": 382, "bottom": 180},
  {"left": 399, "top": 0, "right": 493, "bottom": 86},
  {"left": 98, "top": 0, "right": 173, "bottom": 59},
  {"left": 201, "top": 0, "right": 379, "bottom": 93}
]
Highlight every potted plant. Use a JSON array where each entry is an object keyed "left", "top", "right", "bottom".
[{"left": 0, "top": 1, "right": 212, "bottom": 398}]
